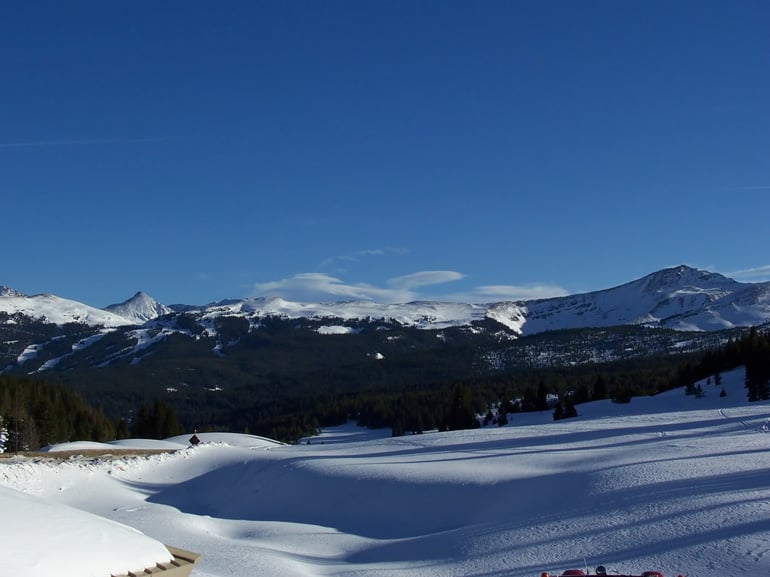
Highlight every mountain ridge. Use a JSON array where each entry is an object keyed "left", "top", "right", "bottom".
[{"left": 1, "top": 265, "right": 769, "bottom": 335}]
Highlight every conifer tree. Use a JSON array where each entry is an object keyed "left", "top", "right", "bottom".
[{"left": 445, "top": 384, "right": 477, "bottom": 431}]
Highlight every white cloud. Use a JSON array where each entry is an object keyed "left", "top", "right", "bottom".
[
  {"left": 254, "top": 273, "right": 414, "bottom": 303},
  {"left": 451, "top": 284, "right": 570, "bottom": 303},
  {"left": 253, "top": 271, "right": 568, "bottom": 304},
  {"left": 725, "top": 265, "right": 770, "bottom": 282},
  {"left": 388, "top": 271, "right": 466, "bottom": 290}
]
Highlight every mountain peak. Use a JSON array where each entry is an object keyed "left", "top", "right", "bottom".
[
  {"left": 640, "top": 265, "right": 733, "bottom": 294},
  {"left": 128, "top": 291, "right": 154, "bottom": 303},
  {"left": 104, "top": 291, "right": 172, "bottom": 324},
  {"left": 0, "top": 285, "right": 26, "bottom": 298}
]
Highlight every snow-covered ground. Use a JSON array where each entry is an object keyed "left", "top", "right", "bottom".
[{"left": 1, "top": 368, "right": 770, "bottom": 577}]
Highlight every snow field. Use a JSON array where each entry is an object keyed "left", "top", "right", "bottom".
[{"left": 0, "top": 369, "right": 769, "bottom": 577}]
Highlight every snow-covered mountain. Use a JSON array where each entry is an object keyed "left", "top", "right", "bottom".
[
  {"left": 517, "top": 265, "right": 770, "bottom": 335},
  {"left": 186, "top": 265, "right": 770, "bottom": 335},
  {"left": 0, "top": 291, "right": 132, "bottom": 328},
  {"left": 104, "top": 291, "right": 173, "bottom": 324},
  {"left": 0, "top": 285, "right": 25, "bottom": 298},
  {"left": 198, "top": 297, "right": 495, "bottom": 330},
  {"left": 1, "top": 265, "right": 769, "bottom": 334}
]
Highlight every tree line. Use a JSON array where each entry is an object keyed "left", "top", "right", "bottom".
[
  {"left": 0, "top": 375, "right": 184, "bottom": 452},
  {"left": 675, "top": 326, "right": 770, "bottom": 402},
  {"left": 222, "top": 351, "right": 695, "bottom": 441},
  {"left": 2, "top": 326, "right": 768, "bottom": 448},
  {"left": 251, "top": 326, "right": 770, "bottom": 441},
  {"left": 0, "top": 375, "right": 118, "bottom": 451}
]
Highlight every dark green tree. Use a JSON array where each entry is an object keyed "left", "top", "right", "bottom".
[
  {"left": 535, "top": 381, "right": 549, "bottom": 411},
  {"left": 744, "top": 327, "right": 770, "bottom": 402},
  {"left": 593, "top": 374, "right": 608, "bottom": 400},
  {"left": 445, "top": 384, "right": 478, "bottom": 431},
  {"left": 131, "top": 399, "right": 184, "bottom": 439}
]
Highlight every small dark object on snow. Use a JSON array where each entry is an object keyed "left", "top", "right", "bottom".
[
  {"left": 541, "top": 568, "right": 674, "bottom": 577},
  {"left": 189, "top": 433, "right": 200, "bottom": 446}
]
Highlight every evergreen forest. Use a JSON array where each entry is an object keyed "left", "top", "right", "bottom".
[{"left": 1, "top": 326, "right": 769, "bottom": 450}]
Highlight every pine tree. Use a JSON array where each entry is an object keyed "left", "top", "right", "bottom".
[
  {"left": 445, "top": 384, "right": 477, "bottom": 431},
  {"left": 563, "top": 398, "right": 578, "bottom": 418},
  {"left": 535, "top": 381, "right": 549, "bottom": 411},
  {"left": 593, "top": 375, "right": 608, "bottom": 400},
  {"left": 130, "top": 399, "right": 183, "bottom": 439},
  {"left": 744, "top": 328, "right": 770, "bottom": 402},
  {"left": 115, "top": 418, "right": 130, "bottom": 439}
]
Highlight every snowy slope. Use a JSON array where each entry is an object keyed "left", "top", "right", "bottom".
[
  {"left": 0, "top": 292, "right": 133, "bottom": 327},
  {"left": 200, "top": 296, "right": 494, "bottom": 330},
  {"left": 1, "top": 369, "right": 769, "bottom": 577},
  {"left": 518, "top": 265, "right": 770, "bottom": 335}
]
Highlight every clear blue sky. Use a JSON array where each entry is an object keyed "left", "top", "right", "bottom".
[{"left": 2, "top": 1, "right": 769, "bottom": 307}]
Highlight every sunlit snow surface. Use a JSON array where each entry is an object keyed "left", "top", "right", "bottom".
[
  {"left": 0, "top": 485, "right": 173, "bottom": 577},
  {"left": 0, "top": 293, "right": 132, "bottom": 327},
  {"left": 2, "top": 369, "right": 770, "bottom": 577}
]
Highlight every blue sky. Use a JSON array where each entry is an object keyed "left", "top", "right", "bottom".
[{"left": 2, "top": 1, "right": 769, "bottom": 307}]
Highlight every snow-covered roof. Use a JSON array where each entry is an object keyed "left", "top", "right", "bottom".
[{"left": 0, "top": 485, "right": 174, "bottom": 577}]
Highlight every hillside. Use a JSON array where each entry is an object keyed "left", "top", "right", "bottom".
[{"left": 1, "top": 368, "right": 769, "bottom": 577}]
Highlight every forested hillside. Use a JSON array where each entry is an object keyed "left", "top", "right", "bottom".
[
  {"left": 0, "top": 375, "right": 120, "bottom": 451},
  {"left": 2, "top": 323, "right": 768, "bottom": 447}
]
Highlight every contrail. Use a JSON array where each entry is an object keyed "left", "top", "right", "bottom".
[
  {"left": 722, "top": 185, "right": 770, "bottom": 191},
  {"left": 0, "top": 137, "right": 170, "bottom": 149}
]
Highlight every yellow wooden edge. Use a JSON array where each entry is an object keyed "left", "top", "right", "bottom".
[{"left": 111, "top": 545, "right": 201, "bottom": 577}]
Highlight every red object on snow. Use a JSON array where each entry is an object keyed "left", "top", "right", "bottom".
[{"left": 543, "top": 568, "right": 666, "bottom": 577}]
